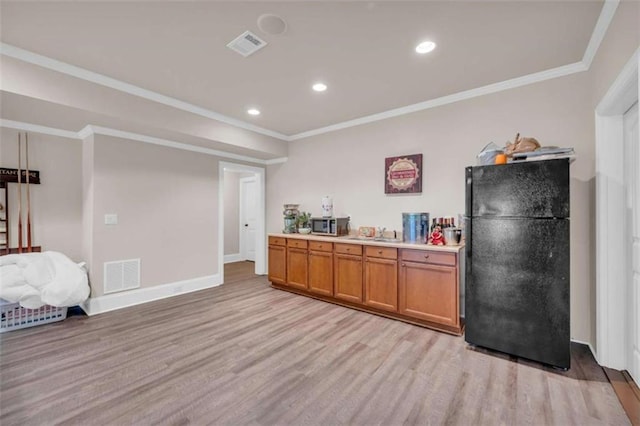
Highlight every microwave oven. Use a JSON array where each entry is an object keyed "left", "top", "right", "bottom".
[{"left": 310, "top": 217, "right": 350, "bottom": 236}]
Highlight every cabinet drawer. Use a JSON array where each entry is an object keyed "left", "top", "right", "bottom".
[
  {"left": 269, "top": 236, "right": 287, "bottom": 246},
  {"left": 400, "top": 249, "right": 456, "bottom": 266},
  {"left": 309, "top": 241, "right": 333, "bottom": 252},
  {"left": 334, "top": 243, "right": 362, "bottom": 256},
  {"left": 287, "top": 239, "right": 308, "bottom": 249},
  {"left": 365, "top": 246, "right": 398, "bottom": 260}
]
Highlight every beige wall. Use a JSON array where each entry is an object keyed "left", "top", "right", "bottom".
[
  {"left": 0, "top": 128, "right": 83, "bottom": 261},
  {"left": 589, "top": 1, "right": 639, "bottom": 106},
  {"left": 86, "top": 134, "right": 219, "bottom": 297},
  {"left": 81, "top": 133, "right": 94, "bottom": 272}
]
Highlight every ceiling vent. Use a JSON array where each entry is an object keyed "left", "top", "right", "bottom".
[{"left": 227, "top": 31, "right": 267, "bottom": 57}]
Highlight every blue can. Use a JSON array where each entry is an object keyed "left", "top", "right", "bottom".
[{"left": 402, "top": 212, "right": 430, "bottom": 243}]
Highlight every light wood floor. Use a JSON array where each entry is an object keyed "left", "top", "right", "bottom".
[{"left": 0, "top": 262, "right": 630, "bottom": 425}]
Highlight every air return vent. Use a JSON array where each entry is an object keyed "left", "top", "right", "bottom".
[
  {"left": 104, "top": 259, "right": 140, "bottom": 294},
  {"left": 226, "top": 30, "right": 267, "bottom": 57}
]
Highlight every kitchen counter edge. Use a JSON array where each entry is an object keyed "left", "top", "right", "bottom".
[{"left": 269, "top": 233, "right": 464, "bottom": 253}]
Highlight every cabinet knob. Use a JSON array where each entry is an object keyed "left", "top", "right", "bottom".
[
  {"left": 402, "top": 263, "right": 406, "bottom": 267},
  {"left": 424, "top": 255, "right": 430, "bottom": 259},
  {"left": 346, "top": 248, "right": 351, "bottom": 251},
  {"left": 319, "top": 245, "right": 322, "bottom": 248},
  {"left": 377, "top": 250, "right": 383, "bottom": 254}
]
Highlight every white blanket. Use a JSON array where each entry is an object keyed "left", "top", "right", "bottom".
[{"left": 0, "top": 251, "right": 90, "bottom": 309}]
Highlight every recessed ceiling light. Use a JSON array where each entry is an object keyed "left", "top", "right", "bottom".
[
  {"left": 312, "top": 82, "right": 327, "bottom": 92},
  {"left": 247, "top": 108, "right": 261, "bottom": 116},
  {"left": 415, "top": 41, "right": 436, "bottom": 54}
]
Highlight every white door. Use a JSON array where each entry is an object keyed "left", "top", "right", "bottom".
[
  {"left": 624, "top": 102, "right": 639, "bottom": 384},
  {"left": 240, "top": 176, "right": 258, "bottom": 262}
]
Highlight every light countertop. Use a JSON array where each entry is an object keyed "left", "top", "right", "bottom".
[{"left": 269, "top": 233, "right": 465, "bottom": 253}]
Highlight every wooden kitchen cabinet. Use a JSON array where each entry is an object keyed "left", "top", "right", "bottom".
[
  {"left": 334, "top": 244, "right": 363, "bottom": 303},
  {"left": 364, "top": 246, "right": 398, "bottom": 312},
  {"left": 399, "top": 249, "right": 459, "bottom": 327},
  {"left": 267, "top": 237, "right": 287, "bottom": 285},
  {"left": 287, "top": 245, "right": 308, "bottom": 290},
  {"left": 308, "top": 241, "right": 333, "bottom": 296},
  {"left": 268, "top": 234, "right": 463, "bottom": 336}
]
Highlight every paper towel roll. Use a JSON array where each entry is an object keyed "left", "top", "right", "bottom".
[{"left": 321, "top": 196, "right": 333, "bottom": 217}]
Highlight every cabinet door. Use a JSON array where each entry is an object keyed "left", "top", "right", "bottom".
[
  {"left": 287, "top": 248, "right": 308, "bottom": 290},
  {"left": 268, "top": 245, "right": 287, "bottom": 285},
  {"left": 309, "top": 250, "right": 333, "bottom": 296},
  {"left": 399, "top": 261, "right": 458, "bottom": 326},
  {"left": 364, "top": 257, "right": 398, "bottom": 312},
  {"left": 334, "top": 253, "right": 363, "bottom": 303}
]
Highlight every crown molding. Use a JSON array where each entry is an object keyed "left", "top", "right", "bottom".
[
  {"left": 289, "top": 61, "right": 588, "bottom": 140},
  {"left": 596, "top": 46, "right": 639, "bottom": 115},
  {"left": 1, "top": 119, "right": 287, "bottom": 165},
  {"left": 86, "top": 125, "right": 273, "bottom": 164},
  {"left": 0, "top": 0, "right": 618, "bottom": 143},
  {"left": 0, "top": 119, "right": 80, "bottom": 139},
  {"left": 0, "top": 43, "right": 289, "bottom": 142},
  {"left": 264, "top": 157, "right": 288, "bottom": 165},
  {"left": 582, "top": 0, "right": 619, "bottom": 68},
  {"left": 288, "top": 0, "right": 616, "bottom": 140},
  {"left": 77, "top": 124, "right": 94, "bottom": 140}
]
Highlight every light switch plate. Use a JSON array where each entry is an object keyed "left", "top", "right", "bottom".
[{"left": 104, "top": 213, "right": 118, "bottom": 225}]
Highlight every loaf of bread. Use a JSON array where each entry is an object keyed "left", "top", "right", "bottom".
[{"left": 505, "top": 133, "right": 541, "bottom": 156}]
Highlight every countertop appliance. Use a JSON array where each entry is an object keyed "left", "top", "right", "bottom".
[
  {"left": 464, "top": 158, "right": 570, "bottom": 369},
  {"left": 402, "top": 212, "right": 430, "bottom": 243},
  {"left": 310, "top": 217, "right": 349, "bottom": 236}
]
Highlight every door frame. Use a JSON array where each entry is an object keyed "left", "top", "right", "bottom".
[
  {"left": 218, "top": 161, "right": 266, "bottom": 281},
  {"left": 595, "top": 48, "right": 639, "bottom": 369},
  {"left": 239, "top": 175, "right": 257, "bottom": 262}
]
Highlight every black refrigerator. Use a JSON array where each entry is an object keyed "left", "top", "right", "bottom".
[{"left": 464, "top": 158, "right": 570, "bottom": 369}]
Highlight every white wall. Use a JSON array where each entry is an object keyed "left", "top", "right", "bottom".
[{"left": 0, "top": 128, "right": 83, "bottom": 261}]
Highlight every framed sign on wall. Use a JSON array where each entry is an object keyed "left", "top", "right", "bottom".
[{"left": 385, "top": 154, "right": 422, "bottom": 194}]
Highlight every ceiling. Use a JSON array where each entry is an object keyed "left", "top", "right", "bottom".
[{"left": 0, "top": 1, "right": 604, "bottom": 147}]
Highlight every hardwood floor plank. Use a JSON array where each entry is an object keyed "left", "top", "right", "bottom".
[
  {"left": 0, "top": 263, "right": 632, "bottom": 425},
  {"left": 604, "top": 367, "right": 640, "bottom": 426}
]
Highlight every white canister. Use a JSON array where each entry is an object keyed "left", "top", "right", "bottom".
[{"left": 321, "top": 196, "right": 333, "bottom": 217}]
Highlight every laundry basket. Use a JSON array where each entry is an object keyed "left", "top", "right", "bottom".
[{"left": 0, "top": 299, "right": 67, "bottom": 333}]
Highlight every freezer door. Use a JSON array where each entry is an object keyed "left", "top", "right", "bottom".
[
  {"left": 465, "top": 217, "right": 570, "bottom": 369},
  {"left": 471, "top": 159, "right": 570, "bottom": 218}
]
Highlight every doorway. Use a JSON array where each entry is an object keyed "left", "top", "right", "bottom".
[
  {"left": 239, "top": 176, "right": 258, "bottom": 262},
  {"left": 218, "top": 161, "right": 266, "bottom": 283},
  {"left": 623, "top": 101, "right": 639, "bottom": 384},
  {"left": 595, "top": 50, "right": 639, "bottom": 377}
]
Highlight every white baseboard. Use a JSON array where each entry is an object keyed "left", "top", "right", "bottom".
[
  {"left": 224, "top": 253, "right": 243, "bottom": 264},
  {"left": 80, "top": 273, "right": 222, "bottom": 316},
  {"left": 570, "top": 338, "right": 598, "bottom": 363}
]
